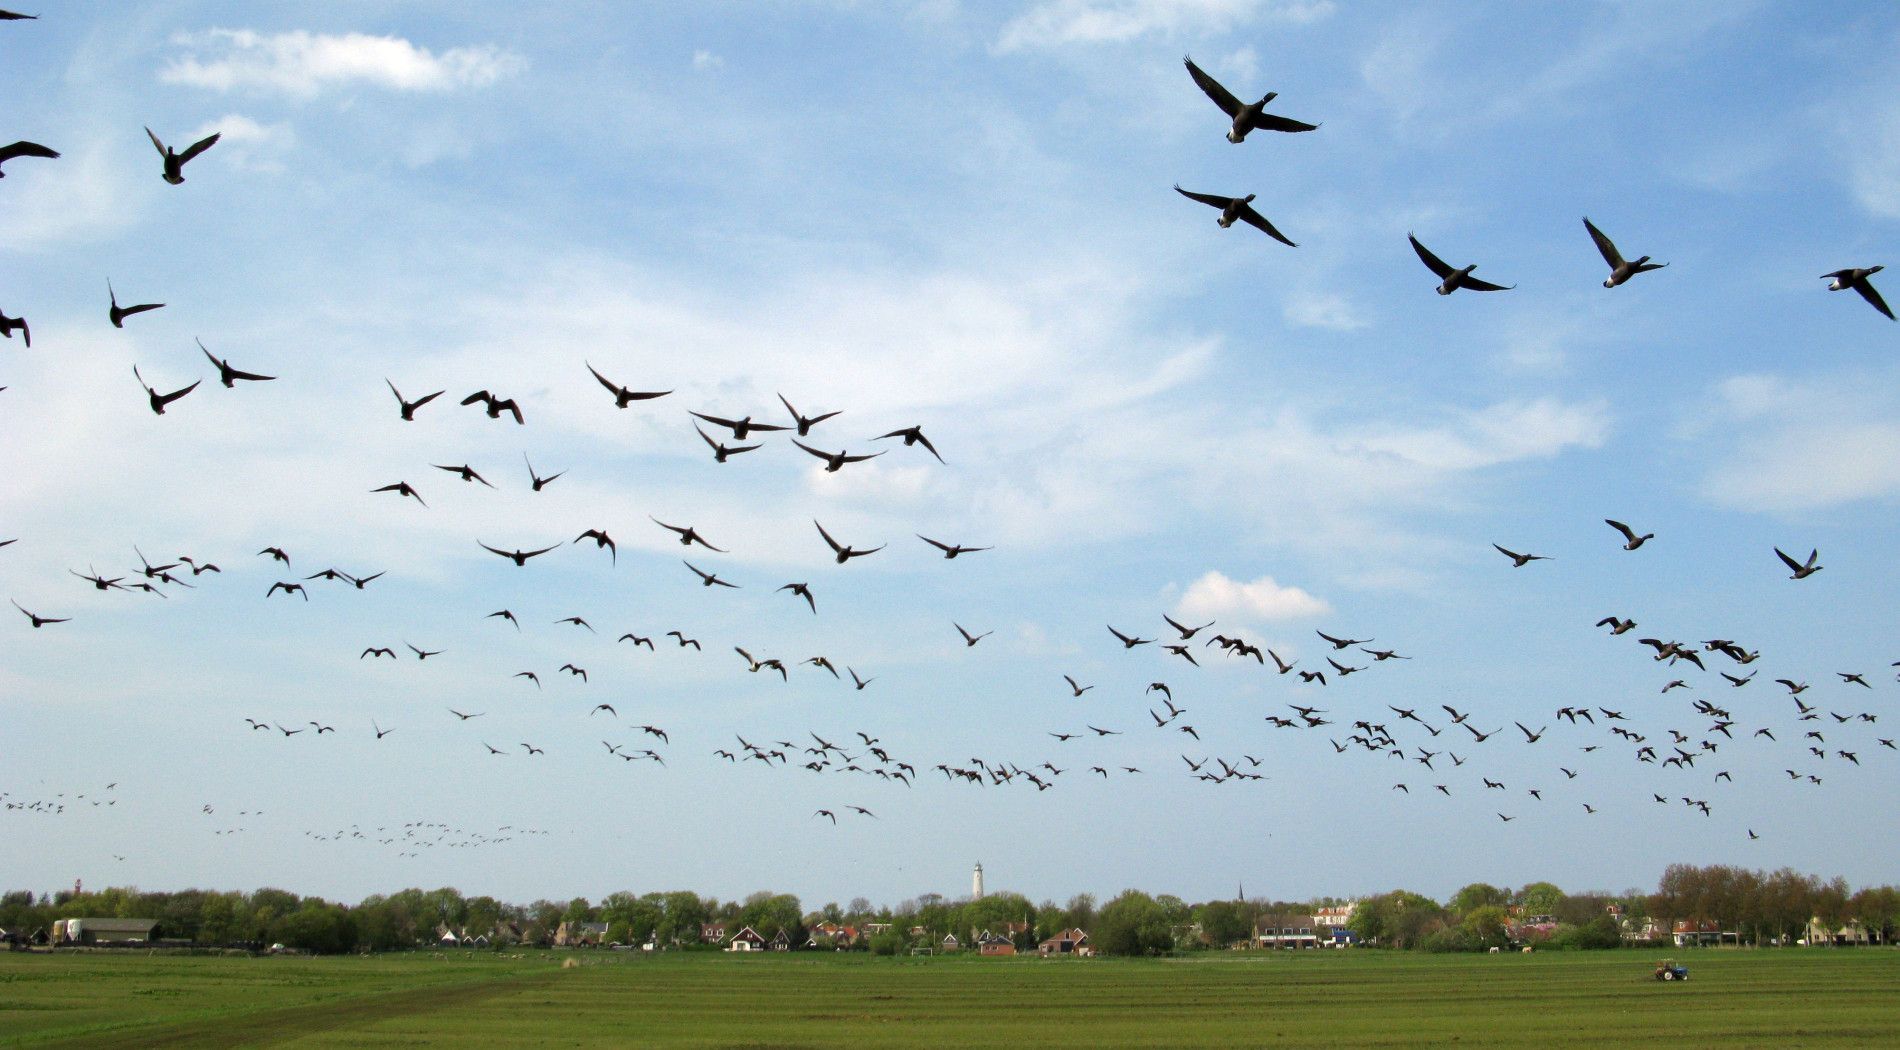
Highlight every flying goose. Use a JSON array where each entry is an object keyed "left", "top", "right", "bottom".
[
  {"left": 1173, "top": 186, "right": 1296, "bottom": 246},
  {"left": 1410, "top": 234, "right": 1514, "bottom": 294},
  {"left": 1183, "top": 55, "right": 1317, "bottom": 143},
  {"left": 145, "top": 126, "right": 220, "bottom": 184},
  {"left": 1583, "top": 218, "right": 1666, "bottom": 287},
  {"left": 1822, "top": 267, "right": 1893, "bottom": 320}
]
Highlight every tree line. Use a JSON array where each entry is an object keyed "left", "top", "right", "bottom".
[{"left": 3, "top": 863, "right": 1893, "bottom": 955}]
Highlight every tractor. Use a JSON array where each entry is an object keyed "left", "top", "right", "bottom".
[{"left": 1653, "top": 958, "right": 1689, "bottom": 981}]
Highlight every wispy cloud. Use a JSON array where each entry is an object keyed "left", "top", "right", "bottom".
[
  {"left": 1697, "top": 372, "right": 1900, "bottom": 512},
  {"left": 1282, "top": 290, "right": 1369, "bottom": 331},
  {"left": 692, "top": 49, "right": 725, "bottom": 72},
  {"left": 994, "top": 0, "right": 1332, "bottom": 53},
  {"left": 189, "top": 114, "right": 294, "bottom": 174},
  {"left": 160, "top": 29, "right": 525, "bottom": 98}
]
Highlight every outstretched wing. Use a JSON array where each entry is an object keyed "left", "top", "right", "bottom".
[
  {"left": 1247, "top": 112, "right": 1318, "bottom": 134},
  {"left": 144, "top": 126, "right": 168, "bottom": 160},
  {"left": 1238, "top": 206, "right": 1297, "bottom": 247},
  {"left": 1460, "top": 275, "right": 1514, "bottom": 292},
  {"left": 1855, "top": 280, "right": 1896, "bottom": 321},
  {"left": 1173, "top": 184, "right": 1232, "bottom": 210},
  {"left": 178, "top": 132, "right": 221, "bottom": 164},
  {"left": 1409, "top": 234, "right": 1454, "bottom": 279},
  {"left": 1183, "top": 55, "right": 1242, "bottom": 117},
  {"left": 0, "top": 140, "right": 59, "bottom": 163},
  {"left": 1582, "top": 216, "right": 1624, "bottom": 268}
]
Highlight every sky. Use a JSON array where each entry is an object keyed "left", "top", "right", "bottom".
[{"left": 4, "top": 1, "right": 1900, "bottom": 912}]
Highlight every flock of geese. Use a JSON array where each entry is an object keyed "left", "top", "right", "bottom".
[{"left": 3, "top": 22, "right": 1895, "bottom": 887}]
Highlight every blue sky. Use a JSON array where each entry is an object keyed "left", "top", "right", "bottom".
[{"left": 4, "top": 1, "right": 1900, "bottom": 910}]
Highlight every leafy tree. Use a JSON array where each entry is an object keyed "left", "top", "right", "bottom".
[
  {"left": 1448, "top": 883, "right": 1509, "bottom": 916},
  {"left": 1193, "top": 900, "right": 1250, "bottom": 947},
  {"left": 1094, "top": 890, "right": 1173, "bottom": 956},
  {"left": 1515, "top": 881, "right": 1566, "bottom": 918}
]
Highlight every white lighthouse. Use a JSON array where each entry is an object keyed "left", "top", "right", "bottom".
[{"left": 972, "top": 862, "right": 985, "bottom": 899}]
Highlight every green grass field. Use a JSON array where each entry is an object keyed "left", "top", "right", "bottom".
[{"left": 3, "top": 948, "right": 1897, "bottom": 1048}]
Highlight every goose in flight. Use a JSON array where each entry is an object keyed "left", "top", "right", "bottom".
[
  {"left": 133, "top": 365, "right": 199, "bottom": 415},
  {"left": 386, "top": 381, "right": 443, "bottom": 421},
  {"left": 1410, "top": 234, "right": 1514, "bottom": 294},
  {"left": 815, "top": 520, "right": 882, "bottom": 563},
  {"left": 1822, "top": 267, "right": 1893, "bottom": 320},
  {"left": 793, "top": 439, "right": 882, "bottom": 472},
  {"left": 1583, "top": 218, "right": 1666, "bottom": 288},
  {"left": 585, "top": 363, "right": 669, "bottom": 407},
  {"left": 955, "top": 623, "right": 991, "bottom": 647},
  {"left": 1775, "top": 547, "right": 1822, "bottom": 580},
  {"left": 875, "top": 426, "right": 943, "bottom": 463},
  {"left": 372, "top": 481, "right": 426, "bottom": 507},
  {"left": 0, "top": 308, "right": 28, "bottom": 347},
  {"left": 523, "top": 453, "right": 564, "bottom": 490},
  {"left": 199, "top": 339, "right": 273, "bottom": 387},
  {"left": 1107, "top": 625, "right": 1153, "bottom": 649},
  {"left": 778, "top": 394, "right": 840, "bottom": 435},
  {"left": 434, "top": 463, "right": 495, "bottom": 488},
  {"left": 692, "top": 411, "right": 786, "bottom": 440},
  {"left": 1605, "top": 519, "right": 1653, "bottom": 550},
  {"left": 478, "top": 541, "right": 559, "bottom": 566},
  {"left": 1183, "top": 55, "right": 1317, "bottom": 143},
  {"left": 107, "top": 280, "right": 163, "bottom": 327},
  {"left": 695, "top": 424, "right": 761, "bottom": 463},
  {"left": 11, "top": 599, "right": 69, "bottom": 627},
  {"left": 1173, "top": 186, "right": 1296, "bottom": 246},
  {"left": 461, "top": 390, "right": 524, "bottom": 424},
  {"left": 651, "top": 518, "right": 725, "bottom": 551},
  {"left": 918, "top": 535, "right": 990, "bottom": 559},
  {"left": 778, "top": 582, "right": 816, "bottom": 613},
  {"left": 683, "top": 561, "right": 738, "bottom": 588},
  {"left": 145, "top": 126, "right": 219, "bottom": 184},
  {"left": 1492, "top": 543, "right": 1549, "bottom": 568}
]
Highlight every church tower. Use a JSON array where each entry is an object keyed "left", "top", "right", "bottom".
[{"left": 973, "top": 862, "right": 985, "bottom": 899}]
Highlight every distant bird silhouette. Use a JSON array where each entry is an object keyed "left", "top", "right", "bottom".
[
  {"left": 523, "top": 453, "right": 564, "bottom": 491},
  {"left": 11, "top": 599, "right": 68, "bottom": 627},
  {"left": 1493, "top": 543, "right": 1548, "bottom": 568},
  {"left": 586, "top": 362, "right": 670, "bottom": 407},
  {"left": 793, "top": 439, "right": 883, "bottom": 472},
  {"left": 434, "top": 463, "right": 495, "bottom": 488},
  {"left": 133, "top": 365, "right": 198, "bottom": 415},
  {"left": 875, "top": 426, "right": 943, "bottom": 463},
  {"left": 1411, "top": 234, "right": 1514, "bottom": 295},
  {"left": 478, "top": 541, "right": 558, "bottom": 566},
  {"left": 849, "top": 667, "right": 875, "bottom": 691},
  {"left": 1183, "top": 55, "right": 1317, "bottom": 143},
  {"left": 651, "top": 518, "right": 725, "bottom": 551},
  {"left": 684, "top": 561, "right": 738, "bottom": 588},
  {"left": 778, "top": 394, "right": 840, "bottom": 435},
  {"left": 145, "top": 126, "right": 219, "bottom": 184},
  {"left": 1107, "top": 625, "right": 1154, "bottom": 649},
  {"left": 1823, "top": 267, "right": 1893, "bottom": 320},
  {"left": 574, "top": 529, "right": 617, "bottom": 564},
  {"left": 695, "top": 424, "right": 761, "bottom": 463},
  {"left": 1775, "top": 547, "right": 1822, "bottom": 580},
  {"left": 386, "top": 380, "right": 443, "bottom": 421},
  {"left": 487, "top": 609, "right": 520, "bottom": 630},
  {"left": 778, "top": 582, "right": 816, "bottom": 613},
  {"left": 461, "top": 390, "right": 524, "bottom": 424},
  {"left": 814, "top": 520, "right": 882, "bottom": 563},
  {"left": 266, "top": 581, "right": 307, "bottom": 601},
  {"left": 106, "top": 280, "right": 163, "bottom": 328},
  {"left": 955, "top": 623, "right": 992, "bottom": 647},
  {"left": 372, "top": 482, "right": 426, "bottom": 508},
  {"left": 1063, "top": 674, "right": 1092, "bottom": 696},
  {"left": 199, "top": 339, "right": 273, "bottom": 387},
  {"left": 1605, "top": 519, "right": 1653, "bottom": 550},
  {"left": 918, "top": 535, "right": 990, "bottom": 559},
  {"left": 1583, "top": 218, "right": 1666, "bottom": 288}
]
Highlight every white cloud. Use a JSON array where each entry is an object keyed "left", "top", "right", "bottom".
[
  {"left": 994, "top": 0, "right": 1332, "bottom": 53},
  {"left": 692, "top": 49, "right": 724, "bottom": 71},
  {"left": 161, "top": 29, "right": 524, "bottom": 98},
  {"left": 1175, "top": 571, "right": 1331, "bottom": 624}
]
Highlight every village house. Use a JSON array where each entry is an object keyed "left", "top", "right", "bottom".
[
  {"left": 805, "top": 922, "right": 860, "bottom": 949},
  {"left": 1255, "top": 916, "right": 1319, "bottom": 950},
  {"left": 1037, "top": 928, "right": 1091, "bottom": 957},
  {"left": 52, "top": 918, "right": 158, "bottom": 945},
  {"left": 975, "top": 930, "right": 1016, "bottom": 955},
  {"left": 1803, "top": 918, "right": 1874, "bottom": 946},
  {"left": 726, "top": 926, "right": 768, "bottom": 952},
  {"left": 700, "top": 920, "right": 729, "bottom": 945},
  {"left": 1670, "top": 919, "right": 1722, "bottom": 947}
]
